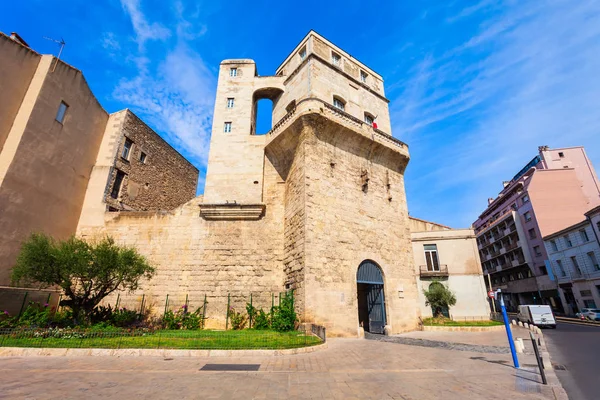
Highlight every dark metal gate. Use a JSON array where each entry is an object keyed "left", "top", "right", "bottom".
[{"left": 357, "top": 261, "right": 386, "bottom": 334}]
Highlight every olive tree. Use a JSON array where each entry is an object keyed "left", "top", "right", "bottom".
[
  {"left": 11, "top": 234, "right": 154, "bottom": 321},
  {"left": 423, "top": 281, "right": 457, "bottom": 318}
]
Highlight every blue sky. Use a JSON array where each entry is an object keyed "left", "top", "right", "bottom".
[{"left": 3, "top": 0, "right": 600, "bottom": 228}]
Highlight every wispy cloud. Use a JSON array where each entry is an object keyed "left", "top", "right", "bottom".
[
  {"left": 394, "top": 0, "right": 600, "bottom": 227},
  {"left": 110, "top": 0, "right": 215, "bottom": 175}
]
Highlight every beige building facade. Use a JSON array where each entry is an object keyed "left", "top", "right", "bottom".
[
  {"left": 410, "top": 218, "right": 490, "bottom": 320},
  {"left": 78, "top": 31, "right": 421, "bottom": 336},
  {"left": 0, "top": 32, "right": 198, "bottom": 286}
]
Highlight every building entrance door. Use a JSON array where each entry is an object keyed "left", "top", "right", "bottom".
[{"left": 357, "top": 260, "right": 386, "bottom": 334}]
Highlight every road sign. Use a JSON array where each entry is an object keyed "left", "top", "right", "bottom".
[{"left": 488, "top": 290, "right": 495, "bottom": 299}]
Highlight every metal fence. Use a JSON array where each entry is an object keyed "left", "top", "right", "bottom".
[{"left": 0, "top": 326, "right": 323, "bottom": 350}]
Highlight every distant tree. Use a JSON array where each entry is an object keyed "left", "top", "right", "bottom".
[
  {"left": 11, "top": 234, "right": 154, "bottom": 321},
  {"left": 423, "top": 281, "right": 457, "bottom": 318}
]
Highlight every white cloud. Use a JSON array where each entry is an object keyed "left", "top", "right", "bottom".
[
  {"left": 119, "top": 0, "right": 171, "bottom": 49},
  {"left": 113, "top": 0, "right": 216, "bottom": 174},
  {"left": 395, "top": 0, "right": 600, "bottom": 226}
]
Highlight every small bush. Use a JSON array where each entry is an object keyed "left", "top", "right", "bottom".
[
  {"left": 0, "top": 302, "right": 75, "bottom": 329},
  {"left": 253, "top": 309, "right": 271, "bottom": 329},
  {"left": 229, "top": 307, "right": 247, "bottom": 330},
  {"left": 271, "top": 292, "right": 297, "bottom": 332},
  {"left": 163, "top": 304, "right": 204, "bottom": 330}
]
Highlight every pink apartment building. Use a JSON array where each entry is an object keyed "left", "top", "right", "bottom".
[{"left": 473, "top": 146, "right": 600, "bottom": 312}]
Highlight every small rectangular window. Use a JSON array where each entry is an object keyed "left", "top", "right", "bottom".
[
  {"left": 521, "top": 194, "right": 530, "bottom": 204},
  {"left": 122, "top": 138, "right": 133, "bottom": 160},
  {"left": 533, "top": 245, "right": 542, "bottom": 256},
  {"left": 528, "top": 228, "right": 537, "bottom": 239},
  {"left": 550, "top": 240, "right": 558, "bottom": 252},
  {"left": 55, "top": 101, "right": 68, "bottom": 123},
  {"left": 580, "top": 290, "right": 592, "bottom": 297},
  {"left": 110, "top": 170, "right": 126, "bottom": 199},
  {"left": 227, "top": 98, "right": 234, "bottom": 108},
  {"left": 299, "top": 46, "right": 307, "bottom": 61},
  {"left": 424, "top": 244, "right": 440, "bottom": 272},
  {"left": 571, "top": 256, "right": 582, "bottom": 275},
  {"left": 583, "top": 299, "right": 597, "bottom": 308},
  {"left": 556, "top": 260, "right": 566, "bottom": 276},
  {"left": 364, "top": 114, "right": 373, "bottom": 125},
  {"left": 333, "top": 97, "right": 345, "bottom": 111},
  {"left": 331, "top": 52, "right": 341, "bottom": 66},
  {"left": 524, "top": 211, "right": 532, "bottom": 222},
  {"left": 139, "top": 151, "right": 147, "bottom": 164},
  {"left": 360, "top": 70, "right": 368, "bottom": 83},
  {"left": 229, "top": 68, "right": 237, "bottom": 77},
  {"left": 539, "top": 266, "right": 548, "bottom": 275},
  {"left": 580, "top": 229, "right": 589, "bottom": 242},
  {"left": 588, "top": 252, "right": 599, "bottom": 271},
  {"left": 564, "top": 235, "right": 572, "bottom": 247},
  {"left": 558, "top": 152, "right": 564, "bottom": 158},
  {"left": 224, "top": 122, "right": 232, "bottom": 133}
]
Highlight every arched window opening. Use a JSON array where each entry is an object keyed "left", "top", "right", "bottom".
[
  {"left": 364, "top": 112, "right": 375, "bottom": 126},
  {"left": 254, "top": 98, "right": 274, "bottom": 135},
  {"left": 333, "top": 96, "right": 345, "bottom": 111}
]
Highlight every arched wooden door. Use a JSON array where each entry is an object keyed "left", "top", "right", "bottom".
[{"left": 357, "top": 260, "right": 386, "bottom": 334}]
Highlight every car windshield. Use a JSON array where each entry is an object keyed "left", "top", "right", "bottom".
[{"left": 591, "top": 309, "right": 600, "bottom": 312}]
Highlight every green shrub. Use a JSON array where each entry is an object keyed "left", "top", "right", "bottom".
[
  {"left": 228, "top": 307, "right": 247, "bottom": 330},
  {"left": 0, "top": 302, "right": 75, "bottom": 329},
  {"left": 423, "top": 281, "right": 457, "bottom": 318},
  {"left": 253, "top": 309, "right": 271, "bottom": 329},
  {"left": 271, "top": 291, "right": 297, "bottom": 332},
  {"left": 163, "top": 304, "right": 204, "bottom": 330}
]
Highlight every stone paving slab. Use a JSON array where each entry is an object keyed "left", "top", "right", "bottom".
[{"left": 0, "top": 338, "right": 559, "bottom": 399}]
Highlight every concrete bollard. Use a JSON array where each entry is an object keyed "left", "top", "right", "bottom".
[
  {"left": 383, "top": 325, "right": 392, "bottom": 336},
  {"left": 518, "top": 321, "right": 523, "bottom": 327},
  {"left": 357, "top": 326, "right": 365, "bottom": 339},
  {"left": 524, "top": 323, "right": 529, "bottom": 329},
  {"left": 511, "top": 319, "right": 517, "bottom": 325},
  {"left": 535, "top": 327, "right": 541, "bottom": 334},
  {"left": 514, "top": 338, "right": 524, "bottom": 353}
]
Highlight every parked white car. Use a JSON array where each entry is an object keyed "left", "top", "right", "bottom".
[
  {"left": 575, "top": 308, "right": 592, "bottom": 320},
  {"left": 583, "top": 309, "right": 600, "bottom": 321},
  {"left": 517, "top": 305, "right": 557, "bottom": 328}
]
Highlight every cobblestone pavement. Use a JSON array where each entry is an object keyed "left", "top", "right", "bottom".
[{"left": 0, "top": 338, "right": 559, "bottom": 399}]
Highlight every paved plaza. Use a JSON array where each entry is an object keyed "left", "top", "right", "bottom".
[{"left": 0, "top": 332, "right": 565, "bottom": 400}]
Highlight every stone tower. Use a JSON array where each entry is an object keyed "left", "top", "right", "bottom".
[
  {"left": 200, "top": 31, "right": 418, "bottom": 334},
  {"left": 78, "top": 31, "right": 419, "bottom": 336}
]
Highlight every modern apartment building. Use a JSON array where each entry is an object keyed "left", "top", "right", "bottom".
[
  {"left": 543, "top": 206, "right": 600, "bottom": 314},
  {"left": 473, "top": 146, "right": 600, "bottom": 312},
  {"left": 0, "top": 32, "right": 198, "bottom": 285}
]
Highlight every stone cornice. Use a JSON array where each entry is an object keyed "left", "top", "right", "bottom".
[{"left": 199, "top": 203, "right": 266, "bottom": 220}]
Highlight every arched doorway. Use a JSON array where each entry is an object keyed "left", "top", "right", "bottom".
[{"left": 357, "top": 260, "right": 386, "bottom": 334}]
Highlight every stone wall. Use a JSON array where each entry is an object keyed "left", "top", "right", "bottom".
[{"left": 105, "top": 110, "right": 198, "bottom": 211}]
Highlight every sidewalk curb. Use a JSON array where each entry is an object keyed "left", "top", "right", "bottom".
[
  {"left": 535, "top": 330, "right": 569, "bottom": 400},
  {"left": 0, "top": 342, "right": 328, "bottom": 358}
]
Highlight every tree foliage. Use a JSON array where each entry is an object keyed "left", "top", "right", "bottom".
[
  {"left": 11, "top": 234, "right": 154, "bottom": 321},
  {"left": 423, "top": 281, "right": 457, "bottom": 318}
]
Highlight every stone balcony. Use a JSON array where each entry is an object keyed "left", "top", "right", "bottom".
[{"left": 419, "top": 265, "right": 449, "bottom": 278}]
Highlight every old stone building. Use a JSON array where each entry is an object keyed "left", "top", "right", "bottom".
[
  {"left": 0, "top": 32, "right": 198, "bottom": 287},
  {"left": 78, "top": 31, "right": 422, "bottom": 336}
]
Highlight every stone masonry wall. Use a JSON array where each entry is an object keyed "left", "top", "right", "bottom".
[
  {"left": 78, "top": 150, "right": 286, "bottom": 329},
  {"left": 105, "top": 110, "right": 198, "bottom": 211},
  {"left": 299, "top": 114, "right": 418, "bottom": 336}
]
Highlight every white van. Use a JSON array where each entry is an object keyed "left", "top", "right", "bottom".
[{"left": 517, "top": 305, "right": 557, "bottom": 328}]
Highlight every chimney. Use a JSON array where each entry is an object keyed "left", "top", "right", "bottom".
[
  {"left": 488, "top": 197, "right": 494, "bottom": 205},
  {"left": 9, "top": 32, "right": 30, "bottom": 48}
]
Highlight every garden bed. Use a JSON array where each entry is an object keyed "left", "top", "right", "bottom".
[
  {"left": 422, "top": 318, "right": 503, "bottom": 327},
  {"left": 0, "top": 328, "right": 322, "bottom": 350}
]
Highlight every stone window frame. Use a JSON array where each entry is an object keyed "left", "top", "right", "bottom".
[
  {"left": 564, "top": 235, "right": 572, "bottom": 247},
  {"left": 580, "top": 229, "right": 589, "bottom": 242},
  {"left": 364, "top": 112, "right": 375, "bottom": 126},
  {"left": 360, "top": 70, "right": 368, "bottom": 83},
  {"left": 331, "top": 51, "right": 341, "bottom": 67},
  {"left": 550, "top": 239, "right": 558, "bottom": 252},
  {"left": 299, "top": 46, "right": 307, "bottom": 61},
  {"left": 110, "top": 169, "right": 126, "bottom": 199},
  {"left": 229, "top": 68, "right": 238, "bottom": 77},
  {"left": 224, "top": 122, "right": 232, "bottom": 133},
  {"left": 55, "top": 100, "right": 68, "bottom": 124},
  {"left": 227, "top": 98, "right": 234, "bottom": 108},
  {"left": 332, "top": 96, "right": 345, "bottom": 111},
  {"left": 122, "top": 138, "right": 133, "bottom": 161},
  {"left": 139, "top": 151, "right": 147, "bottom": 164}
]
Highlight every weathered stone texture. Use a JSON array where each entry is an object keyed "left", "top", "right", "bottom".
[{"left": 105, "top": 110, "right": 198, "bottom": 212}]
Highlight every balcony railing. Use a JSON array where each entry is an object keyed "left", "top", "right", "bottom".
[{"left": 419, "top": 265, "right": 449, "bottom": 277}]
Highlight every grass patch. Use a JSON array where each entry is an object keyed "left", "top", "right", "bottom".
[
  {"left": 422, "top": 317, "right": 503, "bottom": 327},
  {"left": 0, "top": 329, "right": 322, "bottom": 350}
]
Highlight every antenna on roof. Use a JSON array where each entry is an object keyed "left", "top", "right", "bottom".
[{"left": 43, "top": 36, "right": 66, "bottom": 72}]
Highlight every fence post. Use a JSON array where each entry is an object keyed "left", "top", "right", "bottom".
[
  {"left": 202, "top": 294, "right": 207, "bottom": 329},
  {"left": 225, "top": 293, "right": 230, "bottom": 330},
  {"left": 271, "top": 293, "right": 274, "bottom": 322},
  {"left": 139, "top": 294, "right": 145, "bottom": 319},
  {"left": 115, "top": 293, "right": 120, "bottom": 309},
  {"left": 46, "top": 293, "right": 51, "bottom": 305},
  {"left": 163, "top": 294, "right": 169, "bottom": 321},
  {"left": 17, "top": 292, "right": 28, "bottom": 320},
  {"left": 249, "top": 293, "right": 253, "bottom": 329},
  {"left": 185, "top": 294, "right": 189, "bottom": 314}
]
